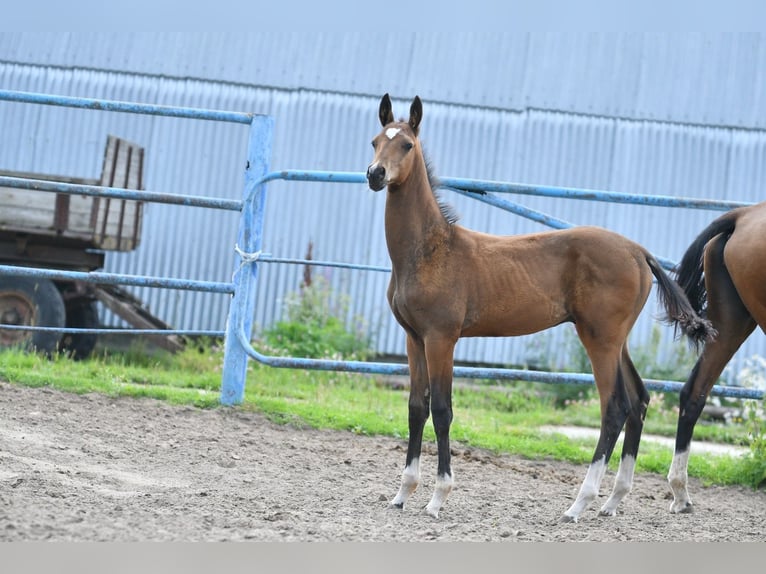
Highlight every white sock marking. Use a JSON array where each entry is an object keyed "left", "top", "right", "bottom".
[
  {"left": 390, "top": 457, "right": 420, "bottom": 508},
  {"left": 563, "top": 456, "right": 607, "bottom": 522},
  {"left": 600, "top": 455, "right": 636, "bottom": 516},
  {"left": 668, "top": 449, "right": 692, "bottom": 513},
  {"left": 425, "top": 472, "right": 454, "bottom": 519}
]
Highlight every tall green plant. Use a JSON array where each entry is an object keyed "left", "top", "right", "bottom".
[{"left": 262, "top": 275, "right": 372, "bottom": 360}]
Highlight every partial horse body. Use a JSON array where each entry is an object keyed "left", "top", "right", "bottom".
[
  {"left": 366, "top": 93, "right": 715, "bottom": 522},
  {"left": 667, "top": 201, "right": 766, "bottom": 513}
]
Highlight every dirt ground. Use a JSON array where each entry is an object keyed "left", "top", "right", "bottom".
[{"left": 1, "top": 380, "right": 765, "bottom": 542}]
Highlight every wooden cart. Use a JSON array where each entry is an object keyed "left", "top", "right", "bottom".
[{"left": 0, "top": 136, "right": 183, "bottom": 357}]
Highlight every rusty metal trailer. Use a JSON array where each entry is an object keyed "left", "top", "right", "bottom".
[{"left": 0, "top": 135, "right": 183, "bottom": 357}]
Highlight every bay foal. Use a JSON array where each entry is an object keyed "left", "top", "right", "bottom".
[{"left": 367, "top": 94, "right": 715, "bottom": 522}]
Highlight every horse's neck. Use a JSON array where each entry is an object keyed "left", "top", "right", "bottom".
[{"left": 384, "top": 161, "right": 449, "bottom": 267}]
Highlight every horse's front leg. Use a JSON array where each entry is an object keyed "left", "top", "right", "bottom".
[
  {"left": 423, "top": 335, "right": 457, "bottom": 519},
  {"left": 390, "top": 335, "right": 430, "bottom": 510}
]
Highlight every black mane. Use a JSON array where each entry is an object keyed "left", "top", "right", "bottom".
[{"left": 423, "top": 153, "right": 460, "bottom": 226}]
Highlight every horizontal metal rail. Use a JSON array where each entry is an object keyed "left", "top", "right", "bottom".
[
  {"left": 0, "top": 325, "right": 224, "bottom": 337},
  {"left": 0, "top": 176, "right": 243, "bottom": 211},
  {"left": 257, "top": 169, "right": 754, "bottom": 211},
  {"left": 442, "top": 176, "right": 755, "bottom": 211},
  {"left": 233, "top": 320, "right": 764, "bottom": 400},
  {"left": 258, "top": 255, "right": 391, "bottom": 273},
  {"left": 0, "top": 262, "right": 232, "bottom": 338},
  {"left": 251, "top": 170, "right": 745, "bottom": 272},
  {"left": 0, "top": 264, "right": 234, "bottom": 294},
  {"left": 0, "top": 89, "right": 257, "bottom": 124}
]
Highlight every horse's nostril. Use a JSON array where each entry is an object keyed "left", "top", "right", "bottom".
[
  {"left": 367, "top": 165, "right": 385, "bottom": 184},
  {"left": 366, "top": 165, "right": 386, "bottom": 191},
  {"left": 368, "top": 166, "right": 380, "bottom": 177}
]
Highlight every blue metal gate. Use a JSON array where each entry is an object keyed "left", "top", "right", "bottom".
[{"left": 0, "top": 90, "right": 762, "bottom": 405}]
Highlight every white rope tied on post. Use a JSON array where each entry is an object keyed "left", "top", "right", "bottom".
[
  {"left": 234, "top": 244, "right": 262, "bottom": 264},
  {"left": 232, "top": 244, "right": 263, "bottom": 282}
]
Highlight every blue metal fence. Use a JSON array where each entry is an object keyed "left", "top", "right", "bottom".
[
  {"left": 0, "top": 89, "right": 272, "bottom": 398},
  {"left": 226, "top": 170, "right": 761, "bottom": 402},
  {"left": 0, "top": 90, "right": 762, "bottom": 406}
]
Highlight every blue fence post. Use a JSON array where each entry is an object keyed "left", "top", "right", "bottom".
[{"left": 220, "top": 115, "right": 274, "bottom": 405}]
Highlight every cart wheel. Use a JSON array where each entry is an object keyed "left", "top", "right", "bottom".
[
  {"left": 0, "top": 276, "right": 66, "bottom": 355},
  {"left": 59, "top": 300, "right": 100, "bottom": 360}
]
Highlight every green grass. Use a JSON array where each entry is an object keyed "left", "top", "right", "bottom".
[
  {"left": 0, "top": 344, "right": 222, "bottom": 407},
  {"left": 0, "top": 344, "right": 762, "bottom": 489}
]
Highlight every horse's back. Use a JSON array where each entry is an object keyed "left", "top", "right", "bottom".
[
  {"left": 467, "top": 224, "right": 644, "bottom": 254},
  {"left": 464, "top": 224, "right": 653, "bottom": 311},
  {"left": 462, "top": 224, "right": 649, "bottom": 279}
]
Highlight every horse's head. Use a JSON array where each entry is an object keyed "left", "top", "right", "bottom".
[{"left": 367, "top": 94, "right": 423, "bottom": 192}]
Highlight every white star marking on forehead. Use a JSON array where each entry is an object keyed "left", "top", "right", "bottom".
[{"left": 385, "top": 127, "right": 401, "bottom": 140}]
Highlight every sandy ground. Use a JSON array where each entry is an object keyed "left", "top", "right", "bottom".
[{"left": 1, "top": 380, "right": 764, "bottom": 542}]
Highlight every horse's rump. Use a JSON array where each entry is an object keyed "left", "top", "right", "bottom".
[{"left": 674, "top": 209, "right": 742, "bottom": 316}]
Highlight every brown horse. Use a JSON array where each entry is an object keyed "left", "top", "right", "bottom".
[
  {"left": 667, "top": 201, "right": 766, "bottom": 513},
  {"left": 366, "top": 93, "right": 715, "bottom": 522}
]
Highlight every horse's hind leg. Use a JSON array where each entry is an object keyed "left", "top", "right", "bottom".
[
  {"left": 562, "top": 341, "right": 629, "bottom": 523},
  {"left": 390, "top": 334, "right": 430, "bottom": 510},
  {"left": 669, "top": 336, "right": 752, "bottom": 513},
  {"left": 669, "top": 236, "right": 756, "bottom": 513},
  {"left": 600, "top": 347, "right": 649, "bottom": 517}
]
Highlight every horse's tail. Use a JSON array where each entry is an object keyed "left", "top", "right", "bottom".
[
  {"left": 645, "top": 254, "right": 717, "bottom": 351},
  {"left": 674, "top": 209, "right": 741, "bottom": 316}
]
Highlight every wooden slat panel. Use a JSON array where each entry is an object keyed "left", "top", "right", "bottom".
[
  {"left": 0, "top": 135, "right": 145, "bottom": 252},
  {"left": 94, "top": 135, "right": 145, "bottom": 251},
  {"left": 0, "top": 186, "right": 97, "bottom": 241}
]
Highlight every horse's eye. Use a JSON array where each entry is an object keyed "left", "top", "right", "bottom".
[
  {"left": 371, "top": 140, "right": 377, "bottom": 149},
  {"left": 403, "top": 142, "right": 413, "bottom": 151}
]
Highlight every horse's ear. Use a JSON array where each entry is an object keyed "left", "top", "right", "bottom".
[
  {"left": 409, "top": 96, "right": 422, "bottom": 135},
  {"left": 379, "top": 93, "right": 394, "bottom": 126}
]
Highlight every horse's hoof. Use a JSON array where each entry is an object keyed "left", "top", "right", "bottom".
[
  {"left": 598, "top": 508, "right": 617, "bottom": 517},
  {"left": 669, "top": 501, "right": 694, "bottom": 514},
  {"left": 423, "top": 506, "right": 440, "bottom": 519},
  {"left": 559, "top": 513, "right": 578, "bottom": 524},
  {"left": 389, "top": 502, "right": 404, "bottom": 510}
]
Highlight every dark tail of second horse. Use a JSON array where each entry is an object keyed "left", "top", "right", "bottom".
[
  {"left": 646, "top": 254, "right": 718, "bottom": 351},
  {"left": 672, "top": 209, "right": 742, "bottom": 319}
]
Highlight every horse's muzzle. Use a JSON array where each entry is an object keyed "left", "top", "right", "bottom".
[{"left": 366, "top": 164, "right": 386, "bottom": 191}]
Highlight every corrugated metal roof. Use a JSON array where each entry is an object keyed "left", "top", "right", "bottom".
[
  {"left": 1, "top": 35, "right": 765, "bottom": 379},
  {"left": 2, "top": 33, "right": 766, "bottom": 128}
]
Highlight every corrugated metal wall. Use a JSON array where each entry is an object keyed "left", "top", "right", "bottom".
[
  {"left": 1, "top": 33, "right": 764, "bottom": 381},
  {"left": 3, "top": 32, "right": 766, "bottom": 129}
]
